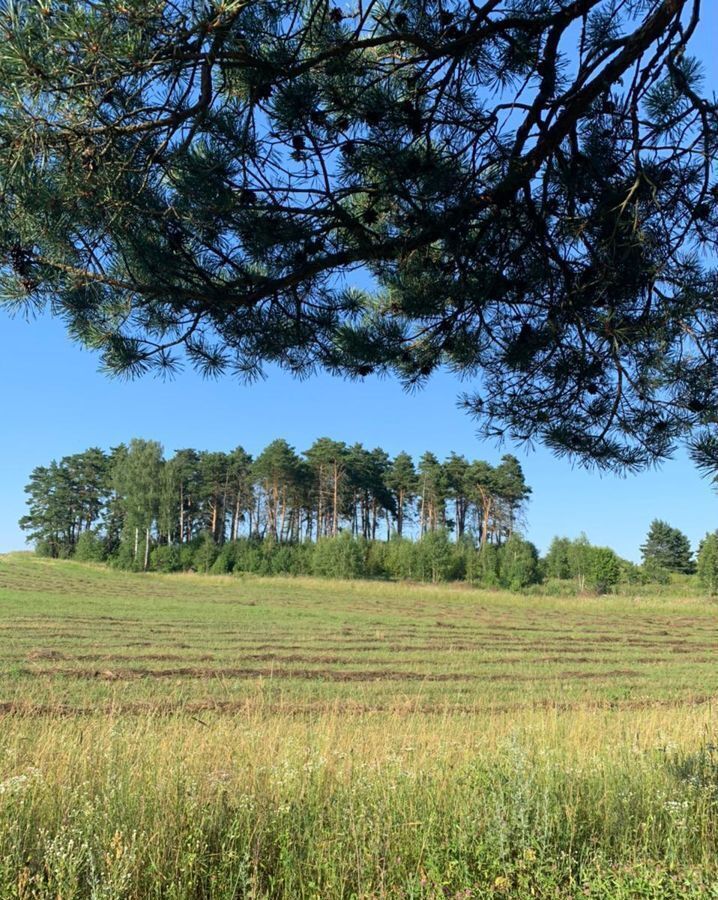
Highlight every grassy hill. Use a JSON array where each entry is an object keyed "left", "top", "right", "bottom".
[{"left": 1, "top": 555, "right": 718, "bottom": 898}]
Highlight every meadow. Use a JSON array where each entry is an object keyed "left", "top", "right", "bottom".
[{"left": 1, "top": 554, "right": 718, "bottom": 898}]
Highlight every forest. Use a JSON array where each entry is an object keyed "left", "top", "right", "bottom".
[
  {"left": 19, "top": 439, "right": 718, "bottom": 594},
  {"left": 19, "top": 437, "right": 529, "bottom": 565}
]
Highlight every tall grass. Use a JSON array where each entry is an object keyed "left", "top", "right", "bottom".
[
  {"left": 2, "top": 556, "right": 718, "bottom": 897},
  {"left": 1, "top": 709, "right": 718, "bottom": 898}
]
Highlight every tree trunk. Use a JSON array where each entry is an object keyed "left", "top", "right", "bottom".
[
  {"left": 332, "top": 462, "right": 339, "bottom": 536},
  {"left": 317, "top": 464, "right": 324, "bottom": 538},
  {"left": 480, "top": 491, "right": 493, "bottom": 549},
  {"left": 420, "top": 476, "right": 427, "bottom": 536},
  {"left": 179, "top": 484, "right": 184, "bottom": 544},
  {"left": 279, "top": 484, "right": 287, "bottom": 542}
]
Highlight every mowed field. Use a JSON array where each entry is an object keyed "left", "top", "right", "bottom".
[{"left": 1, "top": 554, "right": 718, "bottom": 898}]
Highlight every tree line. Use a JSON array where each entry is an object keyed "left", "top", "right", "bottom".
[
  {"left": 20, "top": 446, "right": 718, "bottom": 595},
  {"left": 19, "top": 438, "right": 531, "bottom": 567},
  {"left": 545, "top": 521, "right": 718, "bottom": 596}
]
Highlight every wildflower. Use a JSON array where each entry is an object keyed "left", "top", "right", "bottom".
[{"left": 0, "top": 768, "right": 42, "bottom": 796}]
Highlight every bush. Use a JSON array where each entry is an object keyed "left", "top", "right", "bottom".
[
  {"left": 499, "top": 535, "right": 540, "bottom": 590},
  {"left": 414, "top": 530, "right": 456, "bottom": 583},
  {"left": 383, "top": 537, "right": 417, "bottom": 580},
  {"left": 365, "top": 540, "right": 390, "bottom": 579},
  {"left": 35, "top": 539, "right": 59, "bottom": 558},
  {"left": 544, "top": 537, "right": 573, "bottom": 580},
  {"left": 619, "top": 558, "right": 648, "bottom": 586},
  {"left": 109, "top": 541, "right": 142, "bottom": 571},
  {"left": 468, "top": 544, "right": 501, "bottom": 587},
  {"left": 193, "top": 533, "right": 218, "bottom": 573},
  {"left": 585, "top": 546, "right": 621, "bottom": 594},
  {"left": 151, "top": 544, "right": 183, "bottom": 573},
  {"left": 73, "top": 530, "right": 106, "bottom": 562},
  {"left": 271, "top": 542, "right": 314, "bottom": 576},
  {"left": 312, "top": 533, "right": 367, "bottom": 579},
  {"left": 696, "top": 532, "right": 718, "bottom": 595},
  {"left": 210, "top": 542, "right": 238, "bottom": 575},
  {"left": 641, "top": 557, "right": 671, "bottom": 584}
]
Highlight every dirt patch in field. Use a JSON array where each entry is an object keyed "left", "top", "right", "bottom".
[
  {"left": 1, "top": 692, "right": 716, "bottom": 720},
  {"left": 73, "top": 653, "right": 216, "bottom": 663},
  {"left": 25, "top": 648, "right": 67, "bottom": 661},
  {"left": 20, "top": 664, "right": 644, "bottom": 684}
]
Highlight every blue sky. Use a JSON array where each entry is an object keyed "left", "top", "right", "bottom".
[
  {"left": 1, "top": 311, "right": 717, "bottom": 561},
  {"left": 2, "top": 6, "right": 718, "bottom": 561}
]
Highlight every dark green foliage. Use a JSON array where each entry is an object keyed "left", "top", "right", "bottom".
[
  {"left": 19, "top": 448, "right": 111, "bottom": 557},
  {"left": 73, "top": 530, "right": 106, "bottom": 563},
  {"left": 383, "top": 537, "right": 418, "bottom": 581},
  {"left": 151, "top": 545, "right": 184, "bottom": 574},
  {"left": 467, "top": 544, "right": 501, "bottom": 588},
  {"left": 585, "top": 547, "right": 622, "bottom": 595},
  {"left": 20, "top": 438, "right": 531, "bottom": 582},
  {"left": 194, "top": 533, "right": 219, "bottom": 574},
  {"left": 133, "top": 531, "right": 543, "bottom": 587},
  {"left": 619, "top": 559, "right": 648, "bottom": 586},
  {"left": 640, "top": 520, "right": 695, "bottom": 574},
  {"left": 1, "top": 1, "right": 716, "bottom": 470},
  {"left": 500, "top": 535, "right": 540, "bottom": 591}
]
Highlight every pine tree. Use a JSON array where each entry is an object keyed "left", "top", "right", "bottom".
[
  {"left": 386, "top": 453, "right": 417, "bottom": 539},
  {"left": 19, "top": 450, "right": 111, "bottom": 556},
  {"left": 444, "top": 453, "right": 470, "bottom": 539},
  {"left": 640, "top": 520, "right": 694, "bottom": 574},
  {"left": 252, "top": 440, "right": 301, "bottom": 541},
  {"left": 305, "top": 439, "right": 348, "bottom": 537},
  {"left": 465, "top": 461, "right": 497, "bottom": 548},
  {"left": 1, "top": 2, "right": 714, "bottom": 471}
]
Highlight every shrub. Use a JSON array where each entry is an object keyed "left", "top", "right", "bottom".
[
  {"left": 109, "top": 542, "right": 141, "bottom": 571},
  {"left": 619, "top": 559, "right": 647, "bottom": 586},
  {"left": 193, "top": 533, "right": 218, "bottom": 573},
  {"left": 415, "top": 530, "right": 455, "bottom": 583},
  {"left": 152, "top": 544, "right": 183, "bottom": 573},
  {"left": 73, "top": 530, "right": 106, "bottom": 562},
  {"left": 499, "top": 535, "right": 540, "bottom": 590},
  {"left": 641, "top": 557, "right": 671, "bottom": 584},
  {"left": 544, "top": 537, "right": 573, "bottom": 580},
  {"left": 585, "top": 546, "right": 621, "bottom": 594},
  {"left": 365, "top": 540, "right": 390, "bottom": 579},
  {"left": 467, "top": 544, "right": 501, "bottom": 587},
  {"left": 35, "top": 539, "right": 58, "bottom": 558},
  {"left": 312, "top": 533, "right": 367, "bottom": 579},
  {"left": 383, "top": 537, "right": 417, "bottom": 580},
  {"left": 268, "top": 542, "right": 314, "bottom": 576},
  {"left": 696, "top": 532, "right": 718, "bottom": 596},
  {"left": 210, "top": 542, "right": 238, "bottom": 574}
]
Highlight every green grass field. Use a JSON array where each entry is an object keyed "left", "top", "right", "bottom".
[{"left": 1, "top": 554, "right": 718, "bottom": 898}]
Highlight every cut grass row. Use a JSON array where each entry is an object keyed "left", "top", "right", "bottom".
[
  {"left": 2, "top": 555, "right": 718, "bottom": 713},
  {"left": 1, "top": 554, "right": 718, "bottom": 897}
]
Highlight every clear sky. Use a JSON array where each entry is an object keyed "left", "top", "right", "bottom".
[
  {"left": 2, "top": 310, "right": 717, "bottom": 562},
  {"left": 2, "top": 6, "right": 718, "bottom": 561}
]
